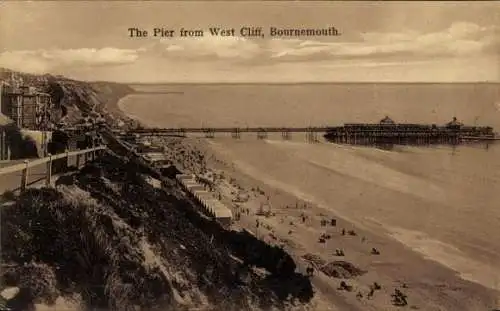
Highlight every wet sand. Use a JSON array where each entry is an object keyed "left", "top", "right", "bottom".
[{"left": 207, "top": 137, "right": 500, "bottom": 288}]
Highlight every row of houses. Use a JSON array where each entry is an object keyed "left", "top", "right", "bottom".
[{"left": 176, "top": 173, "right": 233, "bottom": 228}]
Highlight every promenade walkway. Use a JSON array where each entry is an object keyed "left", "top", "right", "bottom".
[{"left": 0, "top": 146, "right": 106, "bottom": 194}]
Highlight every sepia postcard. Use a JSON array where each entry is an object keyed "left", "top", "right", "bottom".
[{"left": 0, "top": 1, "right": 499, "bottom": 310}]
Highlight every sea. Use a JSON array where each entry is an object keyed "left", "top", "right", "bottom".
[{"left": 118, "top": 83, "right": 500, "bottom": 291}]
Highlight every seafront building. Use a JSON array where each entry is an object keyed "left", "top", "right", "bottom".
[
  {"left": 0, "top": 74, "right": 54, "bottom": 160},
  {"left": 0, "top": 76, "right": 53, "bottom": 130}
]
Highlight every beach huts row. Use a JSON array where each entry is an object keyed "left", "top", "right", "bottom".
[
  {"left": 133, "top": 148, "right": 233, "bottom": 227},
  {"left": 176, "top": 174, "right": 233, "bottom": 227}
]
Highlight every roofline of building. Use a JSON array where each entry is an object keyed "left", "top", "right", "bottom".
[{"left": 4, "top": 91, "right": 51, "bottom": 97}]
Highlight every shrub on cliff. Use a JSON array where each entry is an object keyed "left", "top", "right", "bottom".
[{"left": 1, "top": 187, "right": 175, "bottom": 310}]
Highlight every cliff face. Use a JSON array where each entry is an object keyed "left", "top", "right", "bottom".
[{"left": 0, "top": 68, "right": 136, "bottom": 128}]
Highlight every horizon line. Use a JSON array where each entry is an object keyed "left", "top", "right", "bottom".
[
  {"left": 117, "top": 81, "right": 500, "bottom": 85},
  {"left": 2, "top": 67, "right": 499, "bottom": 85}
]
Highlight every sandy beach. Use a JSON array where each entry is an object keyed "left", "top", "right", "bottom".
[{"left": 142, "top": 133, "right": 500, "bottom": 311}]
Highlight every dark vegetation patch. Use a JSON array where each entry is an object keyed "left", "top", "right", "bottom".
[
  {"left": 302, "top": 253, "right": 366, "bottom": 279},
  {"left": 3, "top": 124, "right": 40, "bottom": 160},
  {"left": 320, "top": 261, "right": 366, "bottom": 279}
]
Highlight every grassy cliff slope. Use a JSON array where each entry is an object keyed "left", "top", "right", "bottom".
[{"left": 1, "top": 151, "right": 314, "bottom": 311}]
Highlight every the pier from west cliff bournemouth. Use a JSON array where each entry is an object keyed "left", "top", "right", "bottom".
[{"left": 122, "top": 115, "right": 498, "bottom": 148}]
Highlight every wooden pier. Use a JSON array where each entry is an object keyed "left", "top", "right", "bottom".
[{"left": 123, "top": 126, "right": 327, "bottom": 142}]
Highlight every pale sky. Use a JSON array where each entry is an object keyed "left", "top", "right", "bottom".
[{"left": 0, "top": 1, "right": 499, "bottom": 82}]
